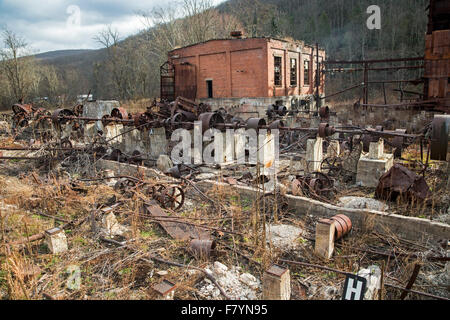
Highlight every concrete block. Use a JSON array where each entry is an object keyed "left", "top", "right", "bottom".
[
  {"left": 306, "top": 138, "right": 323, "bottom": 172},
  {"left": 103, "top": 124, "right": 123, "bottom": 146},
  {"left": 327, "top": 140, "right": 340, "bottom": 157},
  {"left": 45, "top": 227, "right": 68, "bottom": 254},
  {"left": 357, "top": 265, "right": 381, "bottom": 300},
  {"left": 368, "top": 139, "right": 384, "bottom": 159},
  {"left": 356, "top": 153, "right": 394, "bottom": 188},
  {"left": 149, "top": 127, "right": 168, "bottom": 158},
  {"left": 262, "top": 264, "right": 291, "bottom": 300},
  {"left": 156, "top": 155, "right": 173, "bottom": 173},
  {"left": 314, "top": 219, "right": 335, "bottom": 259}
]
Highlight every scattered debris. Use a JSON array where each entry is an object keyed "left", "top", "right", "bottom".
[
  {"left": 266, "top": 224, "right": 304, "bottom": 251},
  {"left": 338, "top": 196, "right": 389, "bottom": 211},
  {"left": 197, "top": 262, "right": 261, "bottom": 300}
]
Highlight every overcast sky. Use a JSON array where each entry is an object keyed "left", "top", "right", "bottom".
[{"left": 0, "top": 0, "right": 224, "bottom": 54}]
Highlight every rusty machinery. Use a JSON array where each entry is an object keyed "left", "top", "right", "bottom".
[
  {"left": 113, "top": 177, "right": 185, "bottom": 211},
  {"left": 7, "top": 96, "right": 446, "bottom": 168}
]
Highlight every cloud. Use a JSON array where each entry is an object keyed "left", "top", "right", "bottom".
[{"left": 0, "top": 0, "right": 225, "bottom": 53}]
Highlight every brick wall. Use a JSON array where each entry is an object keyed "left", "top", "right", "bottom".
[{"left": 168, "top": 37, "right": 325, "bottom": 101}]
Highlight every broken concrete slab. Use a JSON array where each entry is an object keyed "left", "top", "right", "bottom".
[
  {"left": 266, "top": 223, "right": 304, "bottom": 250},
  {"left": 338, "top": 196, "right": 389, "bottom": 212}
]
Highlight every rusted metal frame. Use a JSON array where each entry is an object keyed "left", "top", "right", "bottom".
[
  {"left": 147, "top": 215, "right": 244, "bottom": 237},
  {"left": 324, "top": 57, "right": 424, "bottom": 64},
  {"left": 45, "top": 115, "right": 134, "bottom": 123},
  {"left": 400, "top": 263, "right": 422, "bottom": 300},
  {"left": 320, "top": 83, "right": 363, "bottom": 100},
  {"left": 279, "top": 259, "right": 449, "bottom": 301}
]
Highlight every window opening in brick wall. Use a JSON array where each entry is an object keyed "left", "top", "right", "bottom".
[
  {"left": 274, "top": 56, "right": 282, "bottom": 86},
  {"left": 290, "top": 58, "right": 297, "bottom": 86},
  {"left": 304, "top": 59, "right": 310, "bottom": 86}
]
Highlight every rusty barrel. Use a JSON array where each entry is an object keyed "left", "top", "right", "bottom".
[
  {"left": 330, "top": 214, "right": 352, "bottom": 240},
  {"left": 189, "top": 239, "right": 216, "bottom": 259}
]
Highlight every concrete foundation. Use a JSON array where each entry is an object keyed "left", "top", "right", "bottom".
[
  {"left": 306, "top": 137, "right": 323, "bottom": 173},
  {"left": 262, "top": 264, "right": 291, "bottom": 300},
  {"left": 355, "top": 155, "right": 394, "bottom": 187},
  {"left": 314, "top": 219, "right": 335, "bottom": 259},
  {"left": 97, "top": 160, "right": 450, "bottom": 243}
]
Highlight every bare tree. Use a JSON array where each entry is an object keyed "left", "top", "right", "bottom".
[
  {"left": 140, "top": 0, "right": 243, "bottom": 65},
  {"left": 0, "top": 28, "right": 38, "bottom": 103}
]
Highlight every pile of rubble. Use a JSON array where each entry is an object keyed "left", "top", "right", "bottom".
[{"left": 197, "top": 262, "right": 260, "bottom": 300}]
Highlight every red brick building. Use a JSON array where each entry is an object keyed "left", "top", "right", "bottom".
[{"left": 162, "top": 37, "right": 325, "bottom": 111}]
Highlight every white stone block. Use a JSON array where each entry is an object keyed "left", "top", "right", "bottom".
[
  {"left": 306, "top": 138, "right": 323, "bottom": 172},
  {"left": 45, "top": 227, "right": 68, "bottom": 254},
  {"left": 357, "top": 265, "right": 381, "bottom": 300},
  {"left": 369, "top": 139, "right": 384, "bottom": 159}
]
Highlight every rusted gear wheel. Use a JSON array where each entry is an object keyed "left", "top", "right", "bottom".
[
  {"left": 320, "top": 157, "right": 343, "bottom": 177},
  {"left": 160, "top": 185, "right": 185, "bottom": 211},
  {"left": 309, "top": 172, "right": 334, "bottom": 196}
]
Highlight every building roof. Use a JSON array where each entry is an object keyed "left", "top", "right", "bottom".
[{"left": 168, "top": 36, "right": 323, "bottom": 54}]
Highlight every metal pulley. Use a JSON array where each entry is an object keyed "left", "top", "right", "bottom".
[
  {"left": 246, "top": 117, "right": 266, "bottom": 130},
  {"left": 198, "top": 112, "right": 225, "bottom": 133},
  {"left": 430, "top": 115, "right": 449, "bottom": 161},
  {"left": 111, "top": 107, "right": 128, "bottom": 120},
  {"left": 319, "top": 106, "right": 330, "bottom": 119},
  {"left": 318, "top": 123, "right": 336, "bottom": 138}
]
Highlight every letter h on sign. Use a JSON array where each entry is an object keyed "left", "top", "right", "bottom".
[{"left": 342, "top": 274, "right": 367, "bottom": 300}]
